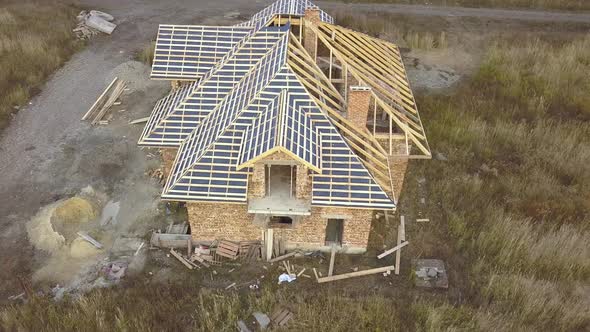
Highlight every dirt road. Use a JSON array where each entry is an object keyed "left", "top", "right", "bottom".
[
  {"left": 318, "top": 1, "right": 590, "bottom": 23},
  {"left": 0, "top": 0, "right": 588, "bottom": 300}
]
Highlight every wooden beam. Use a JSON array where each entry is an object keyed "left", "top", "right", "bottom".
[
  {"left": 377, "top": 241, "right": 408, "bottom": 259},
  {"left": 170, "top": 248, "right": 193, "bottom": 270},
  {"left": 317, "top": 265, "right": 396, "bottom": 283},
  {"left": 328, "top": 245, "right": 336, "bottom": 276},
  {"left": 395, "top": 216, "right": 406, "bottom": 275},
  {"left": 82, "top": 77, "right": 118, "bottom": 120},
  {"left": 268, "top": 251, "right": 297, "bottom": 263}
]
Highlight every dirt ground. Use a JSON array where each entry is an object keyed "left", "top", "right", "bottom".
[{"left": 0, "top": 0, "right": 589, "bottom": 303}]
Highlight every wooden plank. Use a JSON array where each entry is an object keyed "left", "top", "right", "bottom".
[
  {"left": 395, "top": 216, "right": 406, "bottom": 275},
  {"left": 170, "top": 248, "right": 193, "bottom": 270},
  {"left": 316, "top": 265, "right": 396, "bottom": 283},
  {"left": 265, "top": 229, "right": 273, "bottom": 261},
  {"left": 77, "top": 231, "right": 103, "bottom": 249},
  {"left": 129, "top": 116, "right": 150, "bottom": 125},
  {"left": 377, "top": 241, "right": 409, "bottom": 259},
  {"left": 297, "top": 268, "right": 306, "bottom": 277},
  {"left": 187, "top": 238, "right": 192, "bottom": 256},
  {"left": 82, "top": 77, "right": 118, "bottom": 120},
  {"left": 91, "top": 80, "right": 126, "bottom": 125},
  {"left": 283, "top": 261, "right": 291, "bottom": 275},
  {"left": 328, "top": 246, "right": 336, "bottom": 277},
  {"left": 267, "top": 251, "right": 296, "bottom": 263},
  {"left": 313, "top": 268, "right": 319, "bottom": 280}
]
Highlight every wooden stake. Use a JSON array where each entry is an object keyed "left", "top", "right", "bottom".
[
  {"left": 395, "top": 216, "right": 406, "bottom": 275},
  {"left": 328, "top": 245, "right": 336, "bottom": 276}
]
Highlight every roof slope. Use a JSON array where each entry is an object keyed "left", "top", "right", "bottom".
[
  {"left": 138, "top": 0, "right": 432, "bottom": 209},
  {"left": 161, "top": 28, "right": 394, "bottom": 209}
]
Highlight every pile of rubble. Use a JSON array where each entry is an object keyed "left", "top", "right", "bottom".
[{"left": 74, "top": 10, "right": 117, "bottom": 40}]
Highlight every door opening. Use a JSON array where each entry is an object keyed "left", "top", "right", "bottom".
[{"left": 325, "top": 219, "right": 344, "bottom": 246}]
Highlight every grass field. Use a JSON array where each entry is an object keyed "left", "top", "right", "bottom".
[
  {"left": 329, "top": 0, "right": 590, "bottom": 11},
  {"left": 409, "top": 35, "right": 590, "bottom": 330},
  {"left": 2, "top": 28, "right": 588, "bottom": 331},
  {"left": 0, "top": 1, "right": 80, "bottom": 132}
]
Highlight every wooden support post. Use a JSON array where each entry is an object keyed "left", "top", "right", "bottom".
[
  {"left": 265, "top": 228, "right": 274, "bottom": 261},
  {"left": 395, "top": 216, "right": 406, "bottom": 275},
  {"left": 317, "top": 265, "right": 396, "bottom": 283},
  {"left": 187, "top": 238, "right": 192, "bottom": 256},
  {"left": 328, "top": 245, "right": 336, "bottom": 276}
]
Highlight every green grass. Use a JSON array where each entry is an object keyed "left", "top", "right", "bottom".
[
  {"left": 329, "top": 0, "right": 590, "bottom": 11},
  {"left": 0, "top": 1, "right": 81, "bottom": 132}
]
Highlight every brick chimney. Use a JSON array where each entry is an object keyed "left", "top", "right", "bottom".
[
  {"left": 347, "top": 86, "right": 372, "bottom": 131},
  {"left": 303, "top": 7, "right": 321, "bottom": 60}
]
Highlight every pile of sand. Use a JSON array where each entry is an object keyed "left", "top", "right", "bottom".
[
  {"left": 69, "top": 237, "right": 101, "bottom": 258},
  {"left": 27, "top": 196, "right": 99, "bottom": 254}
]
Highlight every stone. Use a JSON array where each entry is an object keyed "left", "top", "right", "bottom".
[
  {"left": 413, "top": 259, "right": 448, "bottom": 289},
  {"left": 434, "top": 151, "right": 448, "bottom": 161},
  {"left": 252, "top": 312, "right": 271, "bottom": 330},
  {"left": 237, "top": 320, "right": 251, "bottom": 332}
]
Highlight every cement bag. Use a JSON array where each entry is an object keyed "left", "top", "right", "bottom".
[{"left": 86, "top": 15, "right": 117, "bottom": 34}]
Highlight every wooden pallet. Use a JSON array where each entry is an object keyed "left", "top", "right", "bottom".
[
  {"left": 270, "top": 308, "right": 293, "bottom": 327},
  {"left": 215, "top": 240, "right": 240, "bottom": 260}
]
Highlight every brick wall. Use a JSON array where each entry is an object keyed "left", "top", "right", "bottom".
[
  {"left": 347, "top": 87, "right": 371, "bottom": 131},
  {"left": 187, "top": 202, "right": 258, "bottom": 241},
  {"left": 187, "top": 202, "right": 373, "bottom": 252},
  {"left": 375, "top": 138, "right": 410, "bottom": 201},
  {"left": 248, "top": 163, "right": 266, "bottom": 198},
  {"left": 295, "top": 165, "right": 311, "bottom": 199},
  {"left": 303, "top": 8, "right": 321, "bottom": 60}
]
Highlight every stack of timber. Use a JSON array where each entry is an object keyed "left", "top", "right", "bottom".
[
  {"left": 74, "top": 10, "right": 117, "bottom": 39},
  {"left": 82, "top": 77, "right": 126, "bottom": 125}
]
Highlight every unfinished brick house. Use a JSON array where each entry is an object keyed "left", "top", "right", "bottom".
[{"left": 139, "top": 0, "right": 430, "bottom": 254}]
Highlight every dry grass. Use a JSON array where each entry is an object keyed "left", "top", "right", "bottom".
[
  {"left": 0, "top": 278, "right": 404, "bottom": 331},
  {"left": 412, "top": 35, "right": 590, "bottom": 330},
  {"left": 135, "top": 41, "right": 156, "bottom": 65},
  {"left": 334, "top": 10, "right": 449, "bottom": 50},
  {"left": 329, "top": 0, "right": 590, "bottom": 11},
  {"left": 0, "top": 1, "right": 81, "bottom": 131}
]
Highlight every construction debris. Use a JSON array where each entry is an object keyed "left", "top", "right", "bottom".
[
  {"left": 215, "top": 240, "right": 240, "bottom": 260},
  {"left": 76, "top": 231, "right": 103, "bottom": 249},
  {"left": 278, "top": 273, "right": 296, "bottom": 284},
  {"left": 170, "top": 248, "right": 193, "bottom": 270},
  {"left": 413, "top": 259, "right": 448, "bottom": 289},
  {"left": 74, "top": 10, "right": 117, "bottom": 39},
  {"left": 270, "top": 308, "right": 294, "bottom": 327},
  {"left": 82, "top": 77, "right": 127, "bottom": 125},
  {"left": 268, "top": 251, "right": 297, "bottom": 263},
  {"left": 129, "top": 117, "right": 150, "bottom": 125},
  {"left": 147, "top": 168, "right": 164, "bottom": 184}
]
